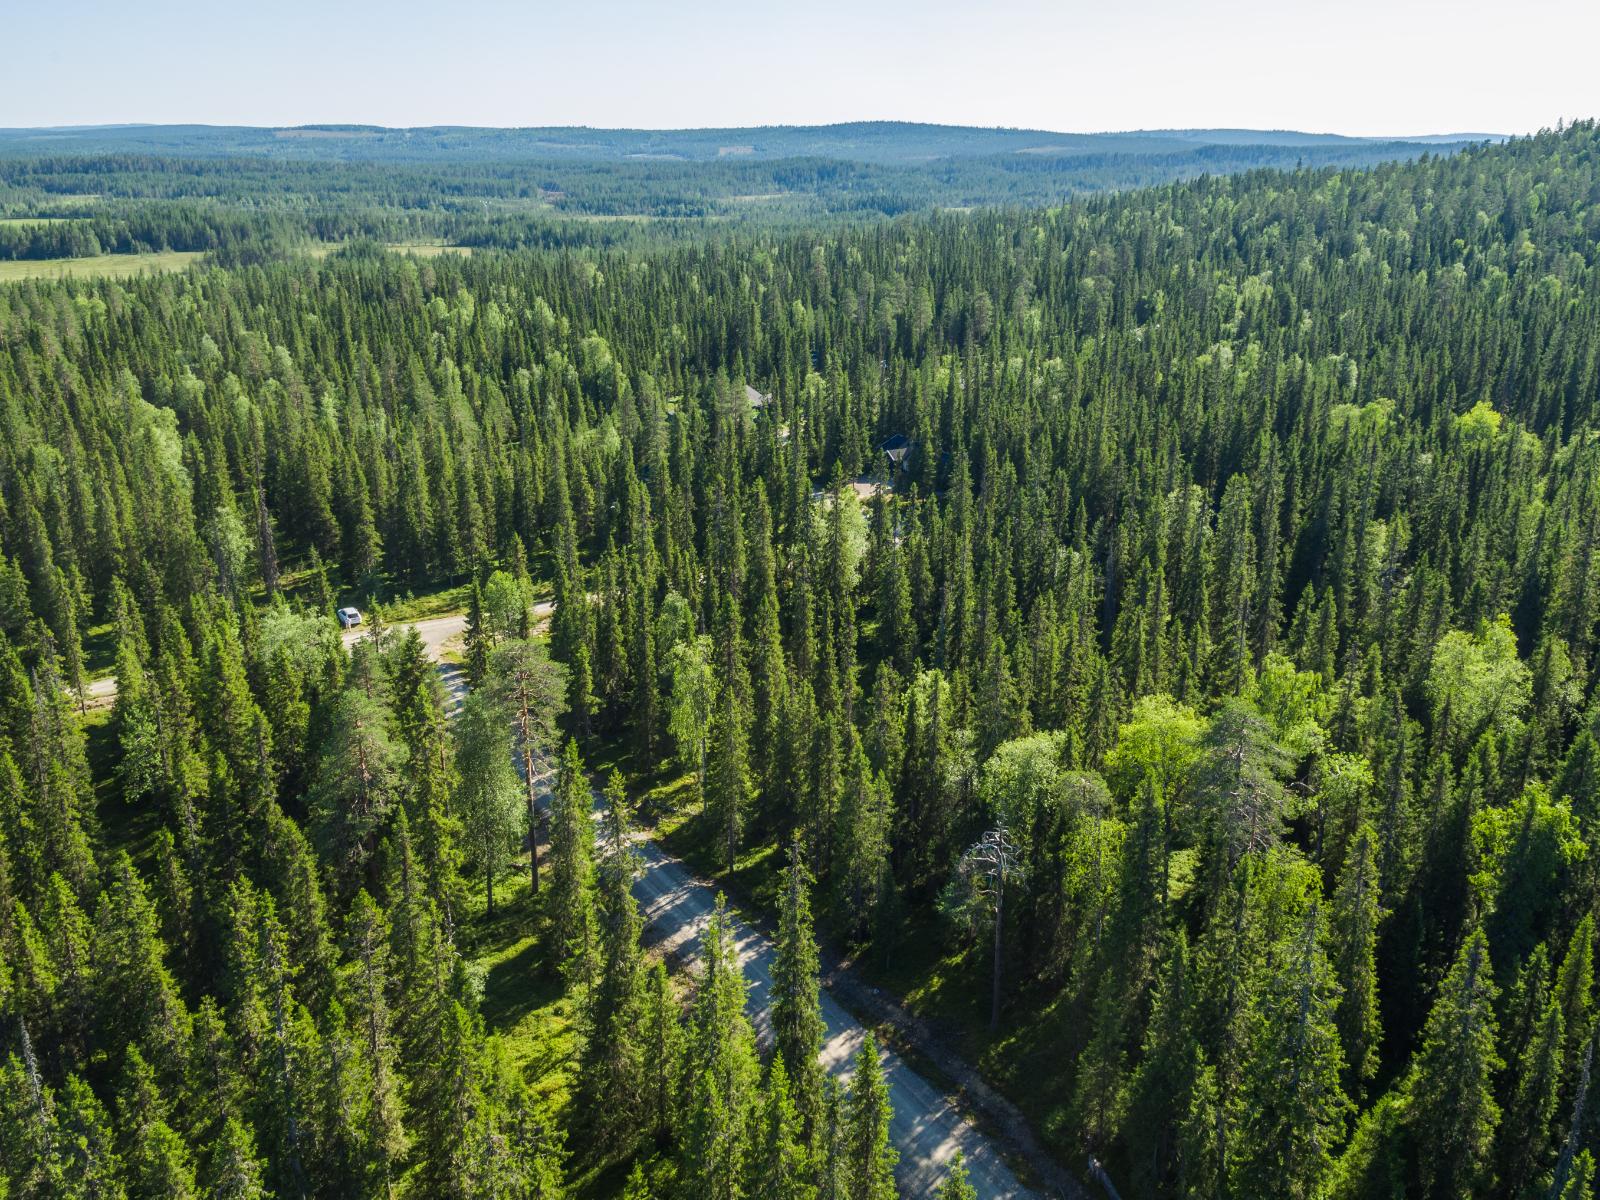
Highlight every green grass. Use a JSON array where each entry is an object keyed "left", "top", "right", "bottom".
[
  {"left": 0, "top": 250, "right": 206, "bottom": 282},
  {"left": 387, "top": 241, "right": 472, "bottom": 257},
  {"left": 372, "top": 581, "right": 472, "bottom": 622},
  {"left": 458, "top": 852, "right": 672, "bottom": 1197},
  {"left": 860, "top": 910, "right": 1090, "bottom": 1152},
  {"left": 82, "top": 620, "right": 117, "bottom": 681},
  {"left": 0, "top": 216, "right": 80, "bottom": 226},
  {"left": 84, "top": 706, "right": 168, "bottom": 869},
  {"left": 462, "top": 875, "right": 580, "bottom": 1115}
]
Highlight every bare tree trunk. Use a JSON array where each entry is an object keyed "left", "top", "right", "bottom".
[
  {"left": 519, "top": 702, "right": 540, "bottom": 894},
  {"left": 990, "top": 880, "right": 1004, "bottom": 1032}
]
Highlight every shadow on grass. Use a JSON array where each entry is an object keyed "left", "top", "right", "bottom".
[
  {"left": 86, "top": 710, "right": 165, "bottom": 868},
  {"left": 480, "top": 933, "right": 562, "bottom": 1034}
]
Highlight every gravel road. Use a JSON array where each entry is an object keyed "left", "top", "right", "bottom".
[{"left": 91, "top": 607, "right": 1047, "bottom": 1197}]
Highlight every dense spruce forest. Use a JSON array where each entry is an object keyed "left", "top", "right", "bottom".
[{"left": 1, "top": 120, "right": 1599, "bottom": 1199}]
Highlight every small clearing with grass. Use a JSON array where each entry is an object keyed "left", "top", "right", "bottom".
[{"left": 0, "top": 249, "right": 205, "bottom": 282}]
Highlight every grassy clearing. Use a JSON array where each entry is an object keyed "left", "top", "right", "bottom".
[
  {"left": 85, "top": 705, "right": 168, "bottom": 870},
  {"left": 82, "top": 619, "right": 117, "bottom": 681},
  {"left": 372, "top": 581, "right": 473, "bottom": 622},
  {"left": 0, "top": 216, "right": 80, "bottom": 226},
  {"left": 0, "top": 250, "right": 205, "bottom": 281},
  {"left": 458, "top": 836, "right": 673, "bottom": 1197},
  {"left": 387, "top": 241, "right": 472, "bottom": 257},
  {"left": 460, "top": 872, "right": 580, "bottom": 1115}
]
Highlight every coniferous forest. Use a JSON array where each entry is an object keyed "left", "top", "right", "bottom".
[{"left": 2, "top": 121, "right": 1600, "bottom": 1198}]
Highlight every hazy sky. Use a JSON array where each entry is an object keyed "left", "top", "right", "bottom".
[{"left": 4, "top": 0, "right": 1595, "bottom": 136}]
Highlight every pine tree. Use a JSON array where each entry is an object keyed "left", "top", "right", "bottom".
[
  {"left": 308, "top": 688, "right": 403, "bottom": 899},
  {"left": 454, "top": 690, "right": 521, "bottom": 917},
  {"left": 491, "top": 638, "right": 567, "bottom": 894}
]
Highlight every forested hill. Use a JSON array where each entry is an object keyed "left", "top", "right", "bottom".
[
  {"left": 0, "top": 121, "right": 1483, "bottom": 261},
  {"left": 0, "top": 120, "right": 1484, "bottom": 163},
  {"left": 0, "top": 121, "right": 1598, "bottom": 1197}
]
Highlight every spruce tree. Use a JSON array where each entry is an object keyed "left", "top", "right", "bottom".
[
  {"left": 1331, "top": 823, "right": 1382, "bottom": 1096},
  {"left": 579, "top": 772, "right": 645, "bottom": 1149},
  {"left": 843, "top": 1032, "right": 897, "bottom": 1200},
  {"left": 705, "top": 674, "right": 752, "bottom": 871},
  {"left": 1232, "top": 904, "right": 1351, "bottom": 1200},
  {"left": 772, "top": 840, "right": 828, "bottom": 1137},
  {"left": 549, "top": 737, "right": 597, "bottom": 990},
  {"left": 936, "top": 1152, "right": 977, "bottom": 1200},
  {"left": 1405, "top": 928, "right": 1503, "bottom": 1198},
  {"left": 752, "top": 1055, "right": 816, "bottom": 1200}
]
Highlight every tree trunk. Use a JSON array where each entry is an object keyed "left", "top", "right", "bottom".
[
  {"left": 520, "top": 702, "right": 540, "bottom": 894},
  {"left": 990, "top": 882, "right": 1004, "bottom": 1031}
]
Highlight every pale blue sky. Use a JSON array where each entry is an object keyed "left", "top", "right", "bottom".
[{"left": 3, "top": 0, "right": 1594, "bottom": 136}]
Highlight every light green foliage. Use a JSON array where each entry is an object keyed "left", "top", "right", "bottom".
[
  {"left": 667, "top": 634, "right": 715, "bottom": 784},
  {"left": 1426, "top": 614, "right": 1532, "bottom": 747},
  {"left": 1455, "top": 399, "right": 1505, "bottom": 446},
  {"left": 482, "top": 569, "right": 531, "bottom": 641},
  {"left": 1247, "top": 652, "right": 1328, "bottom": 761},
  {"left": 1103, "top": 694, "right": 1204, "bottom": 804}
]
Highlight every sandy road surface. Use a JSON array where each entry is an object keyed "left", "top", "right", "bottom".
[
  {"left": 84, "top": 603, "right": 554, "bottom": 707},
  {"left": 628, "top": 831, "right": 1037, "bottom": 1198}
]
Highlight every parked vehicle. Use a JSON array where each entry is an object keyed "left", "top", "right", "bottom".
[{"left": 336, "top": 606, "right": 363, "bottom": 629}]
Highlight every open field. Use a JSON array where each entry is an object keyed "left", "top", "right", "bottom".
[
  {"left": 388, "top": 240, "right": 473, "bottom": 256},
  {"left": 0, "top": 240, "right": 471, "bottom": 283},
  {"left": 0, "top": 249, "right": 205, "bottom": 281}
]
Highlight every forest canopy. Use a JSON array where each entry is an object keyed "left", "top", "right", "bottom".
[{"left": 0, "top": 120, "right": 1598, "bottom": 1198}]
